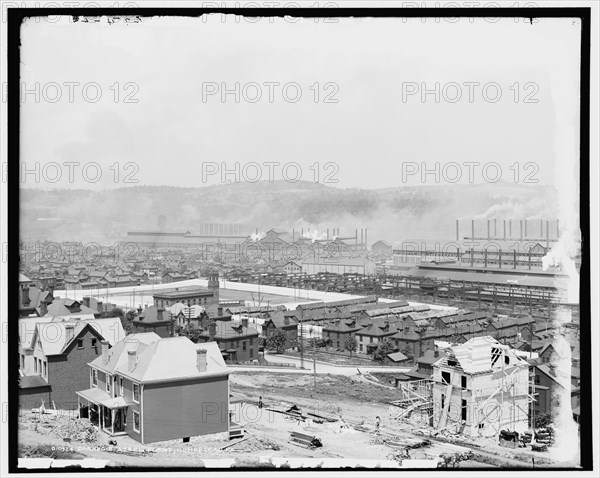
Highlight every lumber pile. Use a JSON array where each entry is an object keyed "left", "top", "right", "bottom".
[{"left": 289, "top": 431, "right": 322, "bottom": 449}]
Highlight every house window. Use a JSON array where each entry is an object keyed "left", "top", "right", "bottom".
[
  {"left": 43, "top": 361, "right": 47, "bottom": 378},
  {"left": 91, "top": 369, "right": 98, "bottom": 387},
  {"left": 250, "top": 338, "right": 254, "bottom": 346},
  {"left": 370, "top": 337, "right": 373, "bottom": 343},
  {"left": 535, "top": 375, "right": 540, "bottom": 385},
  {"left": 243, "top": 341, "right": 247, "bottom": 351},
  {"left": 120, "top": 377, "right": 124, "bottom": 396},
  {"left": 106, "top": 376, "right": 111, "bottom": 394},
  {"left": 461, "top": 399, "right": 467, "bottom": 421},
  {"left": 133, "top": 384, "right": 140, "bottom": 403},
  {"left": 442, "top": 371, "right": 451, "bottom": 384},
  {"left": 133, "top": 411, "right": 140, "bottom": 432},
  {"left": 91, "top": 338, "right": 97, "bottom": 347},
  {"left": 441, "top": 394, "right": 445, "bottom": 409},
  {"left": 34, "top": 359, "right": 38, "bottom": 373},
  {"left": 360, "top": 336, "right": 363, "bottom": 342},
  {"left": 461, "top": 376, "right": 467, "bottom": 389},
  {"left": 77, "top": 339, "right": 84, "bottom": 349}
]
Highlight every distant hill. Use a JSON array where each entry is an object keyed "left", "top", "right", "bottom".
[{"left": 20, "top": 181, "right": 559, "bottom": 245}]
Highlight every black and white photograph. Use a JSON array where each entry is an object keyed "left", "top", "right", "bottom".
[{"left": 1, "top": 2, "right": 597, "bottom": 475}]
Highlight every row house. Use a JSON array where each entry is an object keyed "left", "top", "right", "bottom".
[
  {"left": 18, "top": 317, "right": 125, "bottom": 409},
  {"left": 77, "top": 334, "right": 229, "bottom": 443}
]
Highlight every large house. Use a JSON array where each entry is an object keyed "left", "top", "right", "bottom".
[
  {"left": 153, "top": 273, "right": 220, "bottom": 308},
  {"left": 18, "top": 317, "right": 125, "bottom": 408},
  {"left": 198, "top": 320, "right": 260, "bottom": 363},
  {"left": 262, "top": 310, "right": 299, "bottom": 349},
  {"left": 77, "top": 333, "right": 229, "bottom": 443},
  {"left": 132, "top": 306, "right": 174, "bottom": 338}
]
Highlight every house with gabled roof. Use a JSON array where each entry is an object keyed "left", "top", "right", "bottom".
[
  {"left": 18, "top": 317, "right": 125, "bottom": 409},
  {"left": 261, "top": 310, "right": 299, "bottom": 349},
  {"left": 198, "top": 320, "right": 260, "bottom": 363},
  {"left": 77, "top": 333, "right": 229, "bottom": 443}
]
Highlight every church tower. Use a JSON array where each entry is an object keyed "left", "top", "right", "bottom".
[{"left": 207, "top": 270, "right": 220, "bottom": 306}]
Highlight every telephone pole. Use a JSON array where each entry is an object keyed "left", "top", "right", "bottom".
[{"left": 300, "top": 308, "right": 304, "bottom": 369}]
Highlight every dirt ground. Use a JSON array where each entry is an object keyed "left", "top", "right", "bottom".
[{"left": 17, "top": 371, "right": 571, "bottom": 470}]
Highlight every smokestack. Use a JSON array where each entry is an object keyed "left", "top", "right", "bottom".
[
  {"left": 64, "top": 322, "right": 75, "bottom": 343},
  {"left": 546, "top": 220, "right": 550, "bottom": 247},
  {"left": 503, "top": 220, "right": 506, "bottom": 241},
  {"left": 524, "top": 219, "right": 528, "bottom": 238},
  {"left": 101, "top": 340, "right": 110, "bottom": 365},
  {"left": 509, "top": 219, "right": 512, "bottom": 238},
  {"left": 556, "top": 219, "right": 559, "bottom": 238},
  {"left": 127, "top": 349, "right": 137, "bottom": 372},
  {"left": 494, "top": 219, "right": 497, "bottom": 237},
  {"left": 471, "top": 219, "right": 475, "bottom": 239},
  {"left": 513, "top": 250, "right": 517, "bottom": 269},
  {"left": 487, "top": 220, "right": 490, "bottom": 240},
  {"left": 360, "top": 229, "right": 363, "bottom": 244},
  {"left": 365, "top": 228, "right": 368, "bottom": 247},
  {"left": 520, "top": 220, "right": 523, "bottom": 241},
  {"left": 498, "top": 249, "right": 502, "bottom": 269},
  {"left": 196, "top": 348, "right": 207, "bottom": 373},
  {"left": 540, "top": 219, "right": 543, "bottom": 238},
  {"left": 456, "top": 219, "right": 459, "bottom": 241}
]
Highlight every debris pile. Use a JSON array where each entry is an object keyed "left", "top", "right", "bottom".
[{"left": 56, "top": 418, "right": 99, "bottom": 443}]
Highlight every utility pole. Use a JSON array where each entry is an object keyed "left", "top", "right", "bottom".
[
  {"left": 300, "top": 308, "right": 304, "bottom": 369},
  {"left": 311, "top": 327, "right": 317, "bottom": 389}
]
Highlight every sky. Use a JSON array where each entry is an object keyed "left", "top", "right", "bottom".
[{"left": 18, "top": 14, "right": 581, "bottom": 190}]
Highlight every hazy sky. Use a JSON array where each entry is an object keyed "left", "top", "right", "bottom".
[{"left": 19, "top": 14, "right": 581, "bottom": 190}]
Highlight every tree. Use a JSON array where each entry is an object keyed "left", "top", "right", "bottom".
[
  {"left": 121, "top": 309, "right": 137, "bottom": 334},
  {"left": 373, "top": 338, "right": 395, "bottom": 362},
  {"left": 176, "top": 323, "right": 203, "bottom": 343},
  {"left": 344, "top": 336, "right": 358, "bottom": 357},
  {"left": 266, "top": 329, "right": 287, "bottom": 354}
]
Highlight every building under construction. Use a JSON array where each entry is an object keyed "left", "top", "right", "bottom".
[
  {"left": 392, "top": 337, "right": 534, "bottom": 439},
  {"left": 432, "top": 336, "right": 533, "bottom": 437}
]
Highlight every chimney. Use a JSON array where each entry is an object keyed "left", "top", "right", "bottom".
[
  {"left": 82, "top": 296, "right": 90, "bottom": 308},
  {"left": 217, "top": 306, "right": 223, "bottom": 317},
  {"left": 434, "top": 346, "right": 440, "bottom": 358},
  {"left": 548, "top": 363, "right": 557, "bottom": 377},
  {"left": 127, "top": 349, "right": 137, "bottom": 372},
  {"left": 137, "top": 305, "right": 142, "bottom": 315},
  {"left": 101, "top": 340, "right": 110, "bottom": 365},
  {"left": 242, "top": 318, "right": 249, "bottom": 328},
  {"left": 21, "top": 286, "right": 30, "bottom": 307},
  {"left": 97, "top": 301, "right": 103, "bottom": 314},
  {"left": 40, "top": 299, "right": 49, "bottom": 316},
  {"left": 64, "top": 322, "right": 75, "bottom": 342},
  {"left": 157, "top": 307, "right": 164, "bottom": 321},
  {"left": 284, "top": 316, "right": 290, "bottom": 325},
  {"left": 209, "top": 321, "right": 217, "bottom": 340},
  {"left": 196, "top": 348, "right": 207, "bottom": 373}
]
